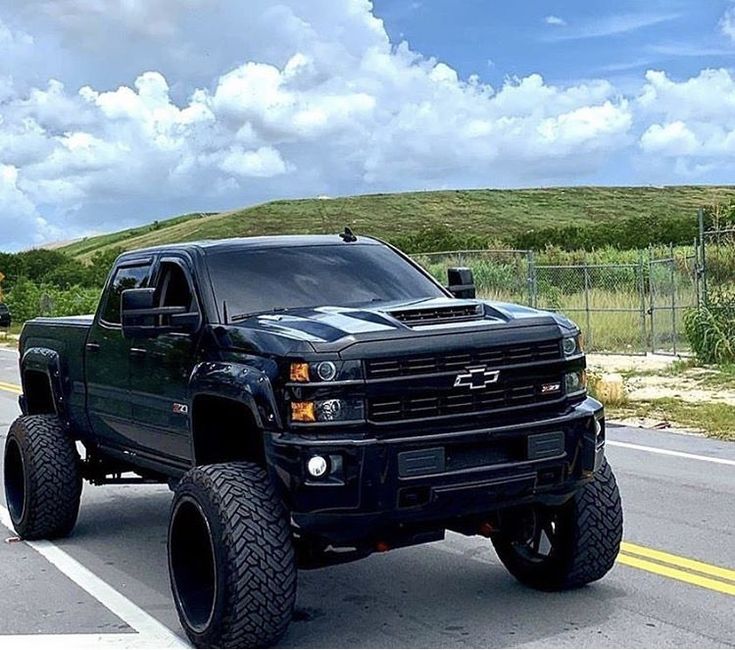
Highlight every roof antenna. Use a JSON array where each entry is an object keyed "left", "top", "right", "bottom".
[{"left": 339, "top": 226, "right": 357, "bottom": 242}]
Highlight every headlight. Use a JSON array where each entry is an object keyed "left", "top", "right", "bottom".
[
  {"left": 290, "top": 398, "right": 365, "bottom": 423},
  {"left": 565, "top": 370, "right": 587, "bottom": 395},
  {"left": 562, "top": 335, "right": 582, "bottom": 356},
  {"left": 315, "top": 361, "right": 337, "bottom": 381}
]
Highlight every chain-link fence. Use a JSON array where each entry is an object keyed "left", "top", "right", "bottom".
[
  {"left": 699, "top": 212, "right": 735, "bottom": 305},
  {"left": 413, "top": 249, "right": 534, "bottom": 305},
  {"left": 647, "top": 246, "right": 699, "bottom": 355},
  {"left": 697, "top": 215, "right": 735, "bottom": 362},
  {"left": 533, "top": 262, "right": 647, "bottom": 354},
  {"left": 412, "top": 246, "right": 701, "bottom": 355}
]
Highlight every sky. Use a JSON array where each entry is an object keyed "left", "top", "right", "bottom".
[{"left": 1, "top": 1, "right": 734, "bottom": 251}]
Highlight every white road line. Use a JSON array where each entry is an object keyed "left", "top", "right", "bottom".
[
  {"left": 1, "top": 634, "right": 165, "bottom": 649},
  {"left": 0, "top": 505, "right": 187, "bottom": 648},
  {"left": 607, "top": 440, "right": 735, "bottom": 466}
]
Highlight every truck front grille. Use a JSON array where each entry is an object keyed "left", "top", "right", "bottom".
[
  {"left": 367, "top": 377, "right": 563, "bottom": 423},
  {"left": 365, "top": 340, "right": 561, "bottom": 380}
]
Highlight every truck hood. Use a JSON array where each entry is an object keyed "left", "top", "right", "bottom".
[{"left": 212, "top": 297, "right": 577, "bottom": 356}]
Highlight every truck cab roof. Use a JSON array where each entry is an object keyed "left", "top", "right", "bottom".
[{"left": 118, "top": 234, "right": 383, "bottom": 261}]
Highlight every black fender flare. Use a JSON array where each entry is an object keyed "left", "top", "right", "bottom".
[
  {"left": 188, "top": 359, "right": 283, "bottom": 432},
  {"left": 20, "top": 347, "right": 66, "bottom": 419}
]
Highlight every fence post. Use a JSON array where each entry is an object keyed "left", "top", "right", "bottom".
[
  {"left": 648, "top": 246, "right": 656, "bottom": 354},
  {"left": 583, "top": 263, "right": 591, "bottom": 349},
  {"left": 638, "top": 252, "right": 647, "bottom": 355},
  {"left": 698, "top": 207, "right": 707, "bottom": 305},
  {"left": 693, "top": 237, "right": 701, "bottom": 307},
  {"left": 669, "top": 242, "right": 677, "bottom": 356},
  {"left": 526, "top": 250, "right": 536, "bottom": 308}
]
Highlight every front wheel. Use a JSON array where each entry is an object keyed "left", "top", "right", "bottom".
[
  {"left": 492, "top": 461, "right": 623, "bottom": 590},
  {"left": 3, "top": 415, "right": 82, "bottom": 540},
  {"left": 168, "top": 462, "right": 296, "bottom": 648}
]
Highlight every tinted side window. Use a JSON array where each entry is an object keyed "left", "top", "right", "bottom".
[
  {"left": 101, "top": 265, "right": 151, "bottom": 324},
  {"left": 157, "top": 263, "right": 193, "bottom": 310}
]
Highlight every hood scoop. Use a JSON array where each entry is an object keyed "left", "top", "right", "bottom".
[{"left": 387, "top": 303, "right": 484, "bottom": 326}]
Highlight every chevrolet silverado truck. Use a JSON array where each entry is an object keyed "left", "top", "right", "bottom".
[{"left": 4, "top": 233, "right": 622, "bottom": 648}]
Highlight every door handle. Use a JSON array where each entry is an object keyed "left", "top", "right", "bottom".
[
  {"left": 129, "top": 347, "right": 147, "bottom": 358},
  {"left": 86, "top": 342, "right": 100, "bottom": 352}
]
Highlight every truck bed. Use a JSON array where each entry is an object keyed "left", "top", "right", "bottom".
[{"left": 19, "top": 316, "right": 94, "bottom": 432}]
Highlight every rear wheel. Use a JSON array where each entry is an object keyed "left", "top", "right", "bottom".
[
  {"left": 168, "top": 462, "right": 296, "bottom": 648},
  {"left": 3, "top": 415, "right": 82, "bottom": 540},
  {"left": 492, "top": 461, "right": 623, "bottom": 590}
]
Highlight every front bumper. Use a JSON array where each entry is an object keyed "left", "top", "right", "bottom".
[{"left": 266, "top": 397, "right": 605, "bottom": 544}]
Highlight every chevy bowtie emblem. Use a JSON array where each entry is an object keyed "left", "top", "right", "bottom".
[{"left": 453, "top": 367, "right": 501, "bottom": 390}]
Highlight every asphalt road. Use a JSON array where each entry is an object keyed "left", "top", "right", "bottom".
[{"left": 0, "top": 346, "right": 733, "bottom": 648}]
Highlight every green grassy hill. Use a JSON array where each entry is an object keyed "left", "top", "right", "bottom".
[{"left": 60, "top": 186, "right": 735, "bottom": 260}]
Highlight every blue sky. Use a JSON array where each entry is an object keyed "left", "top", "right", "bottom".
[
  {"left": 375, "top": 1, "right": 732, "bottom": 88},
  {"left": 1, "top": 0, "right": 734, "bottom": 250}
]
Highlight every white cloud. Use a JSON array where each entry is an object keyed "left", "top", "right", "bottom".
[
  {"left": 0, "top": 1, "right": 733, "bottom": 249},
  {"left": 0, "top": 16, "right": 33, "bottom": 47},
  {"left": 545, "top": 15, "right": 566, "bottom": 27},
  {"left": 721, "top": 4, "right": 735, "bottom": 42},
  {"left": 219, "top": 146, "right": 288, "bottom": 178},
  {"left": 638, "top": 69, "right": 735, "bottom": 123},
  {"left": 636, "top": 69, "right": 735, "bottom": 163},
  {"left": 547, "top": 12, "right": 681, "bottom": 40},
  {"left": 640, "top": 122, "right": 699, "bottom": 156}
]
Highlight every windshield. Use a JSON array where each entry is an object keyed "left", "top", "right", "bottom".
[{"left": 207, "top": 244, "right": 446, "bottom": 319}]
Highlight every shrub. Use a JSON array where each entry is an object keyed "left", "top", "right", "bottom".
[
  {"left": 390, "top": 224, "right": 489, "bottom": 253},
  {"left": 4, "top": 279, "right": 100, "bottom": 323},
  {"left": 684, "top": 289, "right": 735, "bottom": 364},
  {"left": 511, "top": 213, "right": 703, "bottom": 251}
]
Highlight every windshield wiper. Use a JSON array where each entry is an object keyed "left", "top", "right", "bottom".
[{"left": 229, "top": 307, "right": 292, "bottom": 323}]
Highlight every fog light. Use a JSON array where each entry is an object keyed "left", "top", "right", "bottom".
[
  {"left": 565, "top": 370, "right": 587, "bottom": 395},
  {"left": 307, "top": 455, "right": 328, "bottom": 478},
  {"left": 316, "top": 398, "right": 343, "bottom": 421}
]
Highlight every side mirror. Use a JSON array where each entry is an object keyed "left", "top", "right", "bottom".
[
  {"left": 447, "top": 267, "right": 476, "bottom": 299},
  {"left": 122, "top": 287, "right": 155, "bottom": 311},
  {"left": 121, "top": 288, "right": 199, "bottom": 338}
]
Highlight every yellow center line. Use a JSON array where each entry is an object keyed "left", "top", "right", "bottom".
[
  {"left": 618, "top": 553, "right": 735, "bottom": 596},
  {"left": 621, "top": 541, "right": 735, "bottom": 583},
  {"left": 0, "top": 381, "right": 21, "bottom": 395}
]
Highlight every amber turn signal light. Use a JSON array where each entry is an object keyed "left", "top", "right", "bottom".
[
  {"left": 291, "top": 401, "right": 316, "bottom": 422},
  {"left": 289, "top": 362, "right": 310, "bottom": 382}
]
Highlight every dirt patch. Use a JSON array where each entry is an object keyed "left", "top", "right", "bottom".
[
  {"left": 587, "top": 354, "right": 735, "bottom": 407},
  {"left": 625, "top": 376, "right": 735, "bottom": 406},
  {"left": 586, "top": 353, "right": 679, "bottom": 374},
  {"left": 587, "top": 353, "right": 735, "bottom": 438}
]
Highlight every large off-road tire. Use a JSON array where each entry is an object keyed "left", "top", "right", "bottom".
[
  {"left": 3, "top": 414, "right": 82, "bottom": 540},
  {"left": 168, "top": 462, "right": 296, "bottom": 648},
  {"left": 492, "top": 460, "right": 623, "bottom": 590}
]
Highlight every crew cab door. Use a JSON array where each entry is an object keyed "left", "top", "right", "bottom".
[
  {"left": 127, "top": 257, "right": 201, "bottom": 464},
  {"left": 85, "top": 260, "right": 153, "bottom": 448}
]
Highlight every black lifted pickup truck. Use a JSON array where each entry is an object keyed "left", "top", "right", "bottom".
[{"left": 5, "top": 233, "right": 622, "bottom": 648}]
